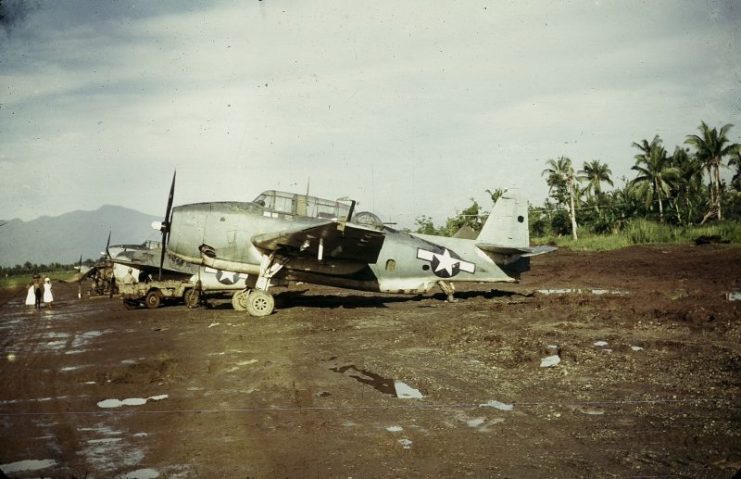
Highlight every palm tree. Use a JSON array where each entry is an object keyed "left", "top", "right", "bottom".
[
  {"left": 485, "top": 188, "right": 508, "bottom": 204},
  {"left": 542, "top": 156, "right": 579, "bottom": 240},
  {"left": 630, "top": 136, "right": 679, "bottom": 221},
  {"left": 669, "top": 147, "right": 704, "bottom": 224},
  {"left": 685, "top": 122, "right": 741, "bottom": 222},
  {"left": 578, "top": 160, "right": 613, "bottom": 212},
  {"left": 729, "top": 151, "right": 741, "bottom": 192}
]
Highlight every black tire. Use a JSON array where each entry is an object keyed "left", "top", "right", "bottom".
[
  {"left": 123, "top": 299, "right": 138, "bottom": 310},
  {"left": 145, "top": 291, "right": 161, "bottom": 309}
]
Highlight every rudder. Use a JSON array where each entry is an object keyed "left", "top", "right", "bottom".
[{"left": 477, "top": 193, "right": 529, "bottom": 248}]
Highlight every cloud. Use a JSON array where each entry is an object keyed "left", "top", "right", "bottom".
[{"left": 0, "top": 0, "right": 739, "bottom": 227}]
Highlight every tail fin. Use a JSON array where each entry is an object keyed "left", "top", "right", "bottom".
[{"left": 477, "top": 193, "right": 529, "bottom": 248}]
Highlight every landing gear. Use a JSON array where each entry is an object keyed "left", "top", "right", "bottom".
[
  {"left": 437, "top": 280, "right": 457, "bottom": 303},
  {"left": 232, "top": 289, "right": 275, "bottom": 316},
  {"left": 246, "top": 290, "right": 275, "bottom": 317},
  {"left": 231, "top": 290, "right": 249, "bottom": 311},
  {"left": 234, "top": 253, "right": 286, "bottom": 317}
]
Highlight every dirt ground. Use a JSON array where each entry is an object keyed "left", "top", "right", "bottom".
[{"left": 1, "top": 245, "right": 739, "bottom": 478}]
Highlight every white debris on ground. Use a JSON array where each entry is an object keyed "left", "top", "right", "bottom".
[
  {"left": 630, "top": 346, "right": 644, "bottom": 351},
  {"left": 386, "top": 426, "right": 403, "bottom": 433},
  {"left": 593, "top": 341, "right": 609, "bottom": 347},
  {"left": 0, "top": 459, "right": 57, "bottom": 474},
  {"left": 540, "top": 355, "right": 561, "bottom": 368},
  {"left": 208, "top": 322, "right": 219, "bottom": 328},
  {"left": 726, "top": 290, "right": 741, "bottom": 301},
  {"left": 394, "top": 381, "right": 423, "bottom": 399},
  {"left": 479, "top": 400, "right": 514, "bottom": 411},
  {"left": 398, "top": 439, "right": 413, "bottom": 449}
]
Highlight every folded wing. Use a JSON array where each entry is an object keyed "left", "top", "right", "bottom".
[{"left": 252, "top": 222, "right": 386, "bottom": 264}]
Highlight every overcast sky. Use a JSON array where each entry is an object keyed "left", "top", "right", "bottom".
[{"left": 1, "top": 0, "right": 739, "bottom": 228}]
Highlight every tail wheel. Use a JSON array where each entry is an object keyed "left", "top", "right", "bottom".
[
  {"left": 145, "top": 291, "right": 161, "bottom": 309},
  {"left": 231, "top": 290, "right": 249, "bottom": 311},
  {"left": 246, "top": 290, "right": 274, "bottom": 317}
]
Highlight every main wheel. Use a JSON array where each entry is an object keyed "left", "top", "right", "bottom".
[
  {"left": 246, "top": 290, "right": 274, "bottom": 317},
  {"left": 231, "top": 290, "right": 249, "bottom": 311},
  {"left": 145, "top": 291, "right": 161, "bottom": 309}
]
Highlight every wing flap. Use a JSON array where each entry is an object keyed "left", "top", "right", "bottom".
[{"left": 252, "top": 222, "right": 386, "bottom": 264}]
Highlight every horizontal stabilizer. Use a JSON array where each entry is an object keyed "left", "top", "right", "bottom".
[{"left": 477, "top": 243, "right": 557, "bottom": 257}]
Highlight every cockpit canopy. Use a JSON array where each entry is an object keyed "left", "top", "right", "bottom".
[
  {"left": 251, "top": 190, "right": 385, "bottom": 229},
  {"left": 252, "top": 190, "right": 352, "bottom": 220}
]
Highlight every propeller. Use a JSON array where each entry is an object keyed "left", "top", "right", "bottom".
[
  {"left": 156, "top": 171, "right": 176, "bottom": 280},
  {"left": 104, "top": 231, "right": 112, "bottom": 261}
]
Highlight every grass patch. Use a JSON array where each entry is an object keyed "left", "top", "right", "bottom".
[
  {"left": 0, "top": 270, "right": 78, "bottom": 289},
  {"left": 533, "top": 220, "right": 741, "bottom": 251}
]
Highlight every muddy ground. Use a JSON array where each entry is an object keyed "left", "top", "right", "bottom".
[{"left": 0, "top": 245, "right": 739, "bottom": 478}]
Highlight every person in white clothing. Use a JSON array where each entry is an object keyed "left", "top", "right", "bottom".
[
  {"left": 25, "top": 282, "right": 35, "bottom": 307},
  {"left": 43, "top": 277, "right": 54, "bottom": 309}
]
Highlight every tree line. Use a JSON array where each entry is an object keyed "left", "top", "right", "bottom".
[{"left": 416, "top": 121, "right": 741, "bottom": 240}]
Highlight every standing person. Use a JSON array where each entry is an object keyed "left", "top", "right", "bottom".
[
  {"left": 32, "top": 275, "right": 43, "bottom": 310},
  {"left": 43, "top": 277, "right": 54, "bottom": 309},
  {"left": 25, "top": 281, "right": 35, "bottom": 307},
  {"left": 122, "top": 268, "right": 138, "bottom": 285}
]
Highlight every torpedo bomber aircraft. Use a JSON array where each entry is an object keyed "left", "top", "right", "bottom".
[{"left": 150, "top": 173, "right": 555, "bottom": 316}]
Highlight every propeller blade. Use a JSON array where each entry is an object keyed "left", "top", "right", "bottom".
[
  {"left": 105, "top": 231, "right": 111, "bottom": 259},
  {"left": 159, "top": 171, "right": 176, "bottom": 280}
]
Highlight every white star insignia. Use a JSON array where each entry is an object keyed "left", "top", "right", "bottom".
[{"left": 434, "top": 249, "right": 458, "bottom": 276}]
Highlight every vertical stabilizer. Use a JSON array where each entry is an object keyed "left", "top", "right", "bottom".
[{"left": 477, "top": 194, "right": 529, "bottom": 248}]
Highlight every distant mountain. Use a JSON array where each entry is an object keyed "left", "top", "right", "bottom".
[{"left": 0, "top": 206, "right": 161, "bottom": 267}]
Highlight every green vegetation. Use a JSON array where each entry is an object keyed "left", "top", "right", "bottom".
[
  {"left": 416, "top": 120, "right": 741, "bottom": 249},
  {"left": 0, "top": 262, "right": 81, "bottom": 289}
]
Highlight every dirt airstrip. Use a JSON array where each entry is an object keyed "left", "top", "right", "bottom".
[{"left": 0, "top": 245, "right": 739, "bottom": 478}]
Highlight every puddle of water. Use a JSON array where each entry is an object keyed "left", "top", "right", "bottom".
[
  {"left": 61, "top": 365, "right": 89, "bottom": 372},
  {"left": 466, "top": 417, "right": 486, "bottom": 428},
  {"left": 330, "top": 365, "right": 395, "bottom": 396},
  {"left": 71, "top": 330, "right": 108, "bottom": 349},
  {"left": 122, "top": 468, "right": 160, "bottom": 479},
  {"left": 537, "top": 288, "right": 628, "bottom": 296},
  {"left": 97, "top": 395, "right": 168, "bottom": 409},
  {"left": 87, "top": 438, "right": 122, "bottom": 444},
  {"left": 479, "top": 400, "right": 514, "bottom": 411},
  {"left": 394, "top": 381, "right": 423, "bottom": 399},
  {"left": 540, "top": 355, "right": 561, "bottom": 368},
  {"left": 398, "top": 439, "right": 413, "bottom": 449},
  {"left": 0, "top": 459, "right": 57, "bottom": 473},
  {"left": 593, "top": 340, "right": 608, "bottom": 347}
]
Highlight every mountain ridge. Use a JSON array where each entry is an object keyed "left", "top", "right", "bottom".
[{"left": 0, "top": 205, "right": 161, "bottom": 267}]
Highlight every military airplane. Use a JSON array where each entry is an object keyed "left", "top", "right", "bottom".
[{"left": 147, "top": 173, "right": 555, "bottom": 316}]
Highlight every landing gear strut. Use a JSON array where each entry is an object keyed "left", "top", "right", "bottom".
[
  {"left": 437, "top": 280, "right": 457, "bottom": 303},
  {"left": 234, "top": 253, "right": 286, "bottom": 317}
]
